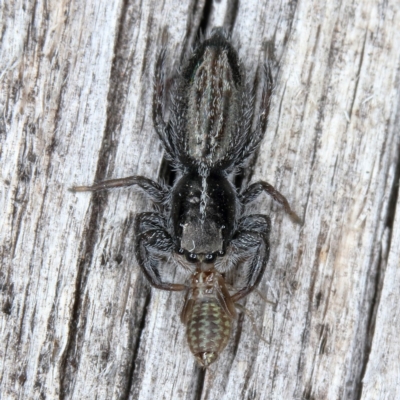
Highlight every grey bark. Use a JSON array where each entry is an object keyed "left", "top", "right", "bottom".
[{"left": 1, "top": 0, "right": 399, "bottom": 399}]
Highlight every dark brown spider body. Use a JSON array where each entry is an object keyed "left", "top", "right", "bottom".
[
  {"left": 179, "top": 30, "right": 243, "bottom": 168},
  {"left": 181, "top": 268, "right": 236, "bottom": 367},
  {"left": 70, "top": 28, "right": 300, "bottom": 365},
  {"left": 171, "top": 171, "right": 237, "bottom": 257}
]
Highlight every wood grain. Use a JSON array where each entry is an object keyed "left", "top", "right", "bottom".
[{"left": 1, "top": 0, "right": 399, "bottom": 399}]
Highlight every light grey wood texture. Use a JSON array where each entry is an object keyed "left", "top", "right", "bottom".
[{"left": 1, "top": 0, "right": 399, "bottom": 399}]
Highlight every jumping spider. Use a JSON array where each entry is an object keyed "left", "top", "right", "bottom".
[{"left": 71, "top": 28, "right": 299, "bottom": 317}]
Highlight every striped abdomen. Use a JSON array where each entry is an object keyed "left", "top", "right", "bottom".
[
  {"left": 182, "top": 29, "right": 242, "bottom": 167},
  {"left": 186, "top": 298, "right": 232, "bottom": 367}
]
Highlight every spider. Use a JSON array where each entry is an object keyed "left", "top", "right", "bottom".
[{"left": 70, "top": 28, "right": 300, "bottom": 304}]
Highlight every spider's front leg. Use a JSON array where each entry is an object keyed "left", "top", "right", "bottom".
[
  {"left": 229, "top": 214, "right": 271, "bottom": 302},
  {"left": 135, "top": 212, "right": 186, "bottom": 292}
]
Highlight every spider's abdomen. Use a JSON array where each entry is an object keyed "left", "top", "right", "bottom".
[
  {"left": 182, "top": 29, "right": 242, "bottom": 167},
  {"left": 186, "top": 298, "right": 232, "bottom": 367}
]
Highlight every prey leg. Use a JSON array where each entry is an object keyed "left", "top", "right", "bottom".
[{"left": 235, "top": 303, "right": 270, "bottom": 344}]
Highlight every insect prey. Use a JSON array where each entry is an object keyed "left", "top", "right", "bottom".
[{"left": 181, "top": 267, "right": 237, "bottom": 368}]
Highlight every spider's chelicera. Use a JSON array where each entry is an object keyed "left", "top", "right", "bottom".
[{"left": 71, "top": 28, "right": 299, "bottom": 365}]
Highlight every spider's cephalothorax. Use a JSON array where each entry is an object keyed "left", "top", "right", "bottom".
[{"left": 71, "top": 28, "right": 299, "bottom": 302}]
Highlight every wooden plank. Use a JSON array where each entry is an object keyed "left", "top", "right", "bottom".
[
  {"left": 0, "top": 1, "right": 202, "bottom": 399},
  {"left": 1, "top": 0, "right": 399, "bottom": 399},
  {"left": 361, "top": 193, "right": 400, "bottom": 399},
  {"left": 197, "top": 1, "right": 400, "bottom": 399}
]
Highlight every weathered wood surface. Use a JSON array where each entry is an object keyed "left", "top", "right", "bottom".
[{"left": 1, "top": 0, "right": 399, "bottom": 399}]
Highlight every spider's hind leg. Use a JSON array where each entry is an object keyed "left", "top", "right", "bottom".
[{"left": 152, "top": 50, "right": 176, "bottom": 160}]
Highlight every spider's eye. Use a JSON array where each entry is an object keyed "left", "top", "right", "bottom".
[
  {"left": 204, "top": 253, "right": 216, "bottom": 263},
  {"left": 178, "top": 248, "right": 184, "bottom": 254},
  {"left": 185, "top": 252, "right": 198, "bottom": 263},
  {"left": 218, "top": 250, "right": 225, "bottom": 257}
]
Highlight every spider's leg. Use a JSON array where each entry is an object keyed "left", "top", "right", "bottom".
[
  {"left": 230, "top": 214, "right": 271, "bottom": 302},
  {"left": 240, "top": 181, "right": 301, "bottom": 224},
  {"left": 152, "top": 49, "right": 176, "bottom": 160},
  {"left": 231, "top": 63, "right": 273, "bottom": 168},
  {"left": 135, "top": 212, "right": 185, "bottom": 291},
  {"left": 69, "top": 176, "right": 169, "bottom": 204}
]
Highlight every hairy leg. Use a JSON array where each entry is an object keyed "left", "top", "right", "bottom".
[
  {"left": 153, "top": 50, "right": 176, "bottom": 160},
  {"left": 224, "top": 63, "right": 273, "bottom": 170},
  {"left": 240, "top": 181, "right": 301, "bottom": 224},
  {"left": 238, "top": 63, "right": 273, "bottom": 164},
  {"left": 135, "top": 212, "right": 185, "bottom": 291},
  {"left": 229, "top": 214, "right": 271, "bottom": 302},
  {"left": 69, "top": 175, "right": 169, "bottom": 204}
]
